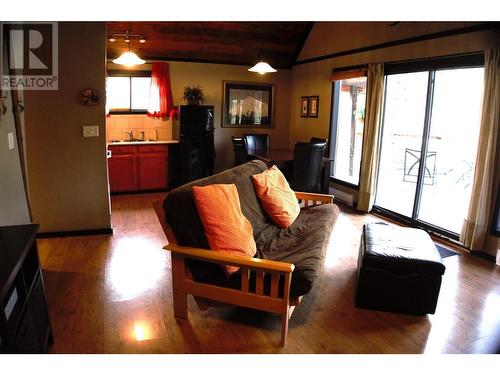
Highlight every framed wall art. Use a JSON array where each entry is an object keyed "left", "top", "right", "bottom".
[
  {"left": 309, "top": 95, "right": 319, "bottom": 118},
  {"left": 300, "top": 96, "right": 309, "bottom": 117},
  {"left": 222, "top": 81, "right": 274, "bottom": 128}
]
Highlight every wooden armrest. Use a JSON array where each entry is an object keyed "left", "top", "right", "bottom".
[
  {"left": 295, "top": 191, "right": 334, "bottom": 204},
  {"left": 164, "top": 243, "right": 295, "bottom": 273}
]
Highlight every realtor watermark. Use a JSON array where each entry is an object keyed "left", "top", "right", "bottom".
[{"left": 1, "top": 22, "right": 58, "bottom": 90}]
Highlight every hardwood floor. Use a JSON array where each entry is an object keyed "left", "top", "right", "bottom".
[{"left": 36, "top": 193, "right": 500, "bottom": 353}]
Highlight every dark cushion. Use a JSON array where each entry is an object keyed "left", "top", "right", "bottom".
[
  {"left": 361, "top": 223, "right": 445, "bottom": 276},
  {"left": 257, "top": 203, "right": 339, "bottom": 296},
  {"left": 191, "top": 203, "right": 340, "bottom": 298}
]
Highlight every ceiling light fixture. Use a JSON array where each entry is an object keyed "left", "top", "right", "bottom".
[
  {"left": 112, "top": 27, "right": 145, "bottom": 67},
  {"left": 248, "top": 61, "right": 277, "bottom": 75},
  {"left": 109, "top": 36, "right": 116, "bottom": 42},
  {"left": 113, "top": 51, "right": 145, "bottom": 67}
]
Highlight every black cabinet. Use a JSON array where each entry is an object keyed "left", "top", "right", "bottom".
[{"left": 0, "top": 224, "right": 53, "bottom": 353}]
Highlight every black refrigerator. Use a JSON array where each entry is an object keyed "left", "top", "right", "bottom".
[{"left": 175, "top": 105, "right": 215, "bottom": 186}]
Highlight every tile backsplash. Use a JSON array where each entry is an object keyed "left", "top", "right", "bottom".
[{"left": 106, "top": 114, "right": 176, "bottom": 142}]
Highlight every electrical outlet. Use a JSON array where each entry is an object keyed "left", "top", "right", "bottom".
[
  {"left": 82, "top": 125, "right": 99, "bottom": 137},
  {"left": 8, "top": 132, "right": 15, "bottom": 150}
]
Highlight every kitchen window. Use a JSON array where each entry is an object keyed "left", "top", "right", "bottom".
[{"left": 107, "top": 73, "right": 151, "bottom": 113}]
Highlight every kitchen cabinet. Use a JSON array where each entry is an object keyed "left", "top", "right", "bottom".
[
  {"left": 0, "top": 224, "right": 53, "bottom": 353},
  {"left": 108, "top": 144, "right": 169, "bottom": 193}
]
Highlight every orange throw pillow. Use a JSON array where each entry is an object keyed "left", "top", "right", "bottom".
[
  {"left": 251, "top": 165, "right": 300, "bottom": 228},
  {"left": 192, "top": 184, "right": 257, "bottom": 276}
]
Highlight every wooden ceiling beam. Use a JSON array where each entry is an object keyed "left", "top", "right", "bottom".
[{"left": 106, "top": 21, "right": 313, "bottom": 68}]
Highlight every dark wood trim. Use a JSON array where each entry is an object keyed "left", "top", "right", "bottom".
[
  {"left": 107, "top": 70, "right": 151, "bottom": 77},
  {"left": 110, "top": 188, "right": 170, "bottom": 195},
  {"left": 491, "top": 184, "right": 500, "bottom": 236},
  {"left": 294, "top": 23, "right": 500, "bottom": 66},
  {"left": 290, "top": 22, "right": 314, "bottom": 68},
  {"left": 470, "top": 250, "right": 496, "bottom": 263},
  {"left": 36, "top": 228, "right": 113, "bottom": 239},
  {"left": 109, "top": 110, "right": 148, "bottom": 115},
  {"left": 371, "top": 205, "right": 460, "bottom": 241},
  {"left": 384, "top": 52, "right": 484, "bottom": 75},
  {"left": 330, "top": 177, "right": 360, "bottom": 191}
]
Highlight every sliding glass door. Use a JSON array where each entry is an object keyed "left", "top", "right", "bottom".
[
  {"left": 417, "top": 68, "right": 484, "bottom": 233},
  {"left": 375, "top": 65, "right": 484, "bottom": 236},
  {"left": 375, "top": 72, "right": 428, "bottom": 217}
]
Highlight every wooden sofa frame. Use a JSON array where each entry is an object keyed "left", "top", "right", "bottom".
[{"left": 154, "top": 191, "right": 334, "bottom": 346}]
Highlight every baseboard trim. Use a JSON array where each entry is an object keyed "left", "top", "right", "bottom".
[
  {"left": 470, "top": 250, "right": 496, "bottom": 263},
  {"left": 110, "top": 189, "right": 169, "bottom": 195},
  {"left": 36, "top": 228, "right": 113, "bottom": 238}
]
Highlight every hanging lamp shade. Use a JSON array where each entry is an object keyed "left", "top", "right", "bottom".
[
  {"left": 113, "top": 51, "right": 145, "bottom": 67},
  {"left": 248, "top": 61, "right": 277, "bottom": 74}
]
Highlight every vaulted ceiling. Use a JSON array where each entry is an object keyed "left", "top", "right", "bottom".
[{"left": 106, "top": 22, "right": 314, "bottom": 69}]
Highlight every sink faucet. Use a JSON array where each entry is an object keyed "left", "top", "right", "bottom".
[
  {"left": 155, "top": 129, "right": 159, "bottom": 141},
  {"left": 126, "top": 131, "right": 134, "bottom": 141},
  {"left": 140, "top": 131, "right": 145, "bottom": 141}
]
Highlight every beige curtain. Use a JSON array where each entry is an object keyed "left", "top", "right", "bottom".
[
  {"left": 461, "top": 49, "right": 500, "bottom": 250},
  {"left": 357, "top": 64, "right": 385, "bottom": 212}
]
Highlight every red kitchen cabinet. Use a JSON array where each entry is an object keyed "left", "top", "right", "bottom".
[
  {"left": 108, "top": 154, "right": 138, "bottom": 192},
  {"left": 108, "top": 144, "right": 169, "bottom": 193},
  {"left": 138, "top": 153, "right": 168, "bottom": 190}
]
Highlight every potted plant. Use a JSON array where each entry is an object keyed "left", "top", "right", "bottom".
[
  {"left": 182, "top": 85, "right": 206, "bottom": 105},
  {"left": 354, "top": 108, "right": 365, "bottom": 123}
]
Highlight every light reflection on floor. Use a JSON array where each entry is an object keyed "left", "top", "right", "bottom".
[
  {"left": 133, "top": 321, "right": 154, "bottom": 342},
  {"left": 107, "top": 236, "right": 167, "bottom": 302},
  {"left": 423, "top": 258, "right": 459, "bottom": 353}
]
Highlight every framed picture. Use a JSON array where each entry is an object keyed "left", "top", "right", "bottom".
[
  {"left": 222, "top": 81, "right": 274, "bottom": 128},
  {"left": 300, "top": 96, "right": 309, "bottom": 117},
  {"left": 309, "top": 96, "right": 319, "bottom": 118}
]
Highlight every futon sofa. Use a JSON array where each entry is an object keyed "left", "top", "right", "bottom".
[{"left": 154, "top": 160, "right": 339, "bottom": 346}]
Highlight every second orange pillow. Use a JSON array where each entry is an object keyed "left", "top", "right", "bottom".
[{"left": 251, "top": 165, "right": 300, "bottom": 228}]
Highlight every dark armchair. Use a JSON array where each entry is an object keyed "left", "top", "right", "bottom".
[
  {"left": 310, "top": 137, "right": 327, "bottom": 144},
  {"left": 291, "top": 142, "right": 327, "bottom": 193},
  {"left": 231, "top": 137, "right": 250, "bottom": 166},
  {"left": 244, "top": 134, "right": 269, "bottom": 155}
]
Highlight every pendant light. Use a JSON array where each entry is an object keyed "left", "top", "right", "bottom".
[
  {"left": 113, "top": 51, "right": 145, "bottom": 67},
  {"left": 112, "top": 28, "right": 145, "bottom": 67},
  {"left": 248, "top": 61, "right": 277, "bottom": 75}
]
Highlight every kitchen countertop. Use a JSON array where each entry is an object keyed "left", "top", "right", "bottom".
[{"left": 107, "top": 140, "right": 180, "bottom": 146}]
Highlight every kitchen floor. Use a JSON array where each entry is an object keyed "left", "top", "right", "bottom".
[{"left": 36, "top": 193, "right": 500, "bottom": 353}]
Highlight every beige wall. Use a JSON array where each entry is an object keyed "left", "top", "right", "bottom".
[
  {"left": 24, "top": 22, "right": 110, "bottom": 233},
  {"left": 171, "top": 61, "right": 291, "bottom": 172},
  {"left": 291, "top": 25, "right": 500, "bottom": 149},
  {"left": 107, "top": 61, "right": 291, "bottom": 172},
  {"left": 290, "top": 22, "right": 500, "bottom": 255},
  {"left": 0, "top": 40, "right": 30, "bottom": 226}
]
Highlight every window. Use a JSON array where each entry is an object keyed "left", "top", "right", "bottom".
[
  {"left": 329, "top": 76, "right": 367, "bottom": 186},
  {"left": 107, "top": 75, "right": 151, "bottom": 113},
  {"left": 374, "top": 62, "right": 484, "bottom": 237}
]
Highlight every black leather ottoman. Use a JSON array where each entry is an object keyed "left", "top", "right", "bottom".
[{"left": 355, "top": 223, "right": 446, "bottom": 315}]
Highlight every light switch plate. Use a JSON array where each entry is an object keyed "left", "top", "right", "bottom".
[
  {"left": 82, "top": 125, "right": 99, "bottom": 137},
  {"left": 8, "top": 132, "right": 15, "bottom": 150}
]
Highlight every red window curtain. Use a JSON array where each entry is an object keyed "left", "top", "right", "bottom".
[{"left": 147, "top": 62, "right": 174, "bottom": 119}]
